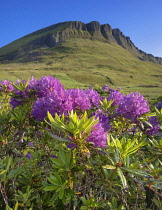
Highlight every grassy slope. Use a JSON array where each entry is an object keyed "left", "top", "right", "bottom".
[
  {"left": 0, "top": 22, "right": 71, "bottom": 58},
  {"left": 0, "top": 38, "right": 162, "bottom": 99}
]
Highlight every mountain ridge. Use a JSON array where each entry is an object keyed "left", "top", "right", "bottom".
[{"left": 0, "top": 21, "right": 162, "bottom": 65}]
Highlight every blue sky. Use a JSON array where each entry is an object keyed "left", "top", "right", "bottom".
[{"left": 1, "top": 0, "right": 162, "bottom": 57}]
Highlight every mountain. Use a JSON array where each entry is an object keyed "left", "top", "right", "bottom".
[
  {"left": 0, "top": 21, "right": 162, "bottom": 64},
  {"left": 0, "top": 21, "right": 162, "bottom": 99}
]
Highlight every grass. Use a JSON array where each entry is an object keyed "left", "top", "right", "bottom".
[
  {"left": 0, "top": 38, "right": 162, "bottom": 100},
  {"left": 0, "top": 22, "right": 72, "bottom": 56}
]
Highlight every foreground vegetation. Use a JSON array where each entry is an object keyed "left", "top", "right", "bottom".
[{"left": 0, "top": 76, "right": 162, "bottom": 209}]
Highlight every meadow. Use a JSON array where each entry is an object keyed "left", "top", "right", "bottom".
[{"left": 1, "top": 38, "right": 162, "bottom": 101}]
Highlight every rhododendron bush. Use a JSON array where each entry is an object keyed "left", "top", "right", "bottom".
[{"left": 0, "top": 76, "right": 162, "bottom": 209}]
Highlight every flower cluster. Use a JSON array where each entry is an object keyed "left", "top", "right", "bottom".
[
  {"left": 0, "top": 80, "right": 14, "bottom": 92},
  {"left": 107, "top": 89, "right": 124, "bottom": 106},
  {"left": 10, "top": 76, "right": 101, "bottom": 121},
  {"left": 102, "top": 84, "right": 111, "bottom": 92},
  {"left": 146, "top": 116, "right": 160, "bottom": 135},
  {"left": 10, "top": 79, "right": 35, "bottom": 108},
  {"left": 156, "top": 101, "right": 162, "bottom": 110},
  {"left": 10, "top": 76, "right": 64, "bottom": 108},
  {"left": 105, "top": 91, "right": 159, "bottom": 135},
  {"left": 93, "top": 109, "right": 111, "bottom": 132},
  {"left": 1, "top": 75, "right": 160, "bottom": 148},
  {"left": 86, "top": 122, "right": 108, "bottom": 147},
  {"left": 32, "top": 87, "right": 101, "bottom": 121},
  {"left": 116, "top": 92, "right": 150, "bottom": 121},
  {"left": 32, "top": 90, "right": 66, "bottom": 121},
  {"left": 29, "top": 76, "right": 64, "bottom": 98}
]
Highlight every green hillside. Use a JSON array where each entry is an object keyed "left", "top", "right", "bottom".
[
  {"left": 0, "top": 22, "right": 72, "bottom": 59},
  {"left": 0, "top": 37, "right": 162, "bottom": 99}
]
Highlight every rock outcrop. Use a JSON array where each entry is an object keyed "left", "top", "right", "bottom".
[
  {"left": 24, "top": 21, "right": 162, "bottom": 65},
  {"left": 101, "top": 24, "right": 117, "bottom": 42},
  {"left": 1, "top": 20, "right": 162, "bottom": 64}
]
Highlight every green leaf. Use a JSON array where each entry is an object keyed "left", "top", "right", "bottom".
[
  {"left": 126, "top": 156, "right": 130, "bottom": 168},
  {"left": 7, "top": 166, "right": 23, "bottom": 179},
  {"left": 50, "top": 157, "right": 64, "bottom": 168},
  {"left": 81, "top": 197, "right": 89, "bottom": 205},
  {"left": 66, "top": 150, "right": 72, "bottom": 168},
  {"left": 0, "top": 169, "right": 6, "bottom": 175},
  {"left": 117, "top": 168, "right": 128, "bottom": 190},
  {"left": 42, "top": 181, "right": 49, "bottom": 187},
  {"left": 103, "top": 165, "right": 116, "bottom": 170},
  {"left": 59, "top": 188, "right": 64, "bottom": 199},
  {"left": 43, "top": 186, "right": 59, "bottom": 191},
  {"left": 121, "top": 167, "right": 153, "bottom": 178},
  {"left": 123, "top": 142, "right": 146, "bottom": 157},
  {"left": 14, "top": 202, "right": 19, "bottom": 210},
  {"left": 53, "top": 172, "right": 63, "bottom": 184},
  {"left": 5, "top": 156, "right": 12, "bottom": 172},
  {"left": 47, "top": 111, "right": 55, "bottom": 124},
  {"left": 11, "top": 83, "right": 22, "bottom": 91},
  {"left": 46, "top": 131, "right": 70, "bottom": 142},
  {"left": 5, "top": 205, "right": 13, "bottom": 210},
  {"left": 80, "top": 207, "right": 88, "bottom": 210},
  {"left": 17, "top": 190, "right": 24, "bottom": 197},
  {"left": 59, "top": 148, "right": 68, "bottom": 166},
  {"left": 48, "top": 175, "right": 62, "bottom": 186},
  {"left": 105, "top": 152, "right": 115, "bottom": 165},
  {"left": 46, "top": 111, "right": 99, "bottom": 140}
]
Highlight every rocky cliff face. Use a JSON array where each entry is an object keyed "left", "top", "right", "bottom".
[
  {"left": 1, "top": 21, "right": 162, "bottom": 64},
  {"left": 23, "top": 21, "right": 162, "bottom": 65}
]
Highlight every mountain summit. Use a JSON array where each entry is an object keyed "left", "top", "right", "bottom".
[{"left": 0, "top": 21, "right": 162, "bottom": 65}]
